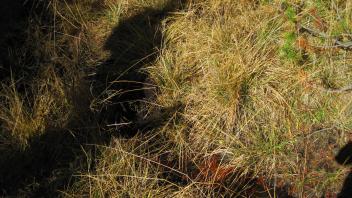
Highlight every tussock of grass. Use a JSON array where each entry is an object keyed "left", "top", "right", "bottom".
[
  {"left": 69, "top": 136, "right": 175, "bottom": 197},
  {"left": 0, "top": 68, "right": 70, "bottom": 147},
  {"left": 146, "top": 0, "right": 352, "bottom": 196}
]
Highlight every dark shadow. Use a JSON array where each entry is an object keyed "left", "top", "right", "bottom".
[
  {"left": 0, "top": 129, "right": 96, "bottom": 196},
  {"left": 0, "top": 0, "right": 187, "bottom": 196},
  {"left": 92, "top": 0, "right": 187, "bottom": 137},
  {"left": 335, "top": 142, "right": 352, "bottom": 197},
  {"left": 0, "top": 0, "right": 28, "bottom": 80},
  {"left": 0, "top": 0, "right": 88, "bottom": 196}
]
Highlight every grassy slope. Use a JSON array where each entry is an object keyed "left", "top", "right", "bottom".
[{"left": 1, "top": 0, "right": 352, "bottom": 197}]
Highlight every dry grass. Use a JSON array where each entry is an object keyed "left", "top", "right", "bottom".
[
  {"left": 0, "top": 67, "right": 71, "bottom": 147},
  {"left": 1, "top": 0, "right": 352, "bottom": 197}
]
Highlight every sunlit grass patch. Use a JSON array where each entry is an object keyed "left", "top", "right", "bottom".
[{"left": 0, "top": 68, "right": 71, "bottom": 147}]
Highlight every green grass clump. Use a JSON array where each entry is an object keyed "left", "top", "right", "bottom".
[
  {"left": 281, "top": 32, "right": 299, "bottom": 60},
  {"left": 284, "top": 5, "right": 297, "bottom": 23}
]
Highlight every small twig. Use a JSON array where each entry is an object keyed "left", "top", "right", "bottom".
[
  {"left": 298, "top": 24, "right": 352, "bottom": 50},
  {"left": 335, "top": 40, "right": 352, "bottom": 50},
  {"left": 322, "top": 84, "right": 352, "bottom": 93},
  {"left": 312, "top": 83, "right": 352, "bottom": 93},
  {"left": 298, "top": 24, "right": 328, "bottom": 38},
  {"left": 106, "top": 122, "right": 132, "bottom": 127}
]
